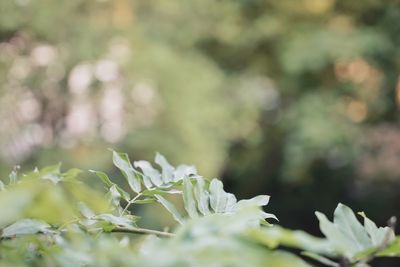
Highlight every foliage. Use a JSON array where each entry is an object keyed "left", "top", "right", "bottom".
[
  {"left": 1, "top": 2, "right": 400, "bottom": 254},
  {"left": 0, "top": 151, "right": 399, "bottom": 267}
]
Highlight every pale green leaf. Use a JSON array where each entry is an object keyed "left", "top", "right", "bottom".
[
  {"left": 358, "top": 211, "right": 395, "bottom": 247},
  {"left": 225, "top": 193, "right": 237, "bottom": 213},
  {"left": 90, "top": 170, "right": 130, "bottom": 201},
  {"left": 95, "top": 214, "right": 137, "bottom": 228},
  {"left": 182, "top": 177, "right": 198, "bottom": 218},
  {"left": 334, "top": 203, "right": 372, "bottom": 250},
  {"left": 78, "top": 202, "right": 95, "bottom": 219},
  {"left": 112, "top": 151, "right": 141, "bottom": 193},
  {"left": 173, "top": 165, "right": 197, "bottom": 182},
  {"left": 40, "top": 163, "right": 62, "bottom": 184},
  {"left": 209, "top": 179, "right": 228, "bottom": 213},
  {"left": 194, "top": 177, "right": 210, "bottom": 216},
  {"left": 134, "top": 160, "right": 162, "bottom": 188},
  {"left": 237, "top": 195, "right": 270, "bottom": 207},
  {"left": 2, "top": 219, "right": 52, "bottom": 238},
  {"left": 155, "top": 153, "right": 174, "bottom": 183},
  {"left": 154, "top": 194, "right": 183, "bottom": 224},
  {"left": 90, "top": 170, "right": 113, "bottom": 187},
  {"left": 315, "top": 211, "right": 357, "bottom": 258},
  {"left": 108, "top": 185, "right": 122, "bottom": 207}
]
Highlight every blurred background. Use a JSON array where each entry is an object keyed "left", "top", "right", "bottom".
[{"left": 1, "top": 0, "right": 400, "bottom": 245}]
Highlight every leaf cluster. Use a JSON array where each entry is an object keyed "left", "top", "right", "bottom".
[{"left": 0, "top": 151, "right": 398, "bottom": 267}]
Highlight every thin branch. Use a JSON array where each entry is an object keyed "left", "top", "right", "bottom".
[
  {"left": 111, "top": 226, "right": 174, "bottom": 238},
  {"left": 121, "top": 193, "right": 142, "bottom": 215}
]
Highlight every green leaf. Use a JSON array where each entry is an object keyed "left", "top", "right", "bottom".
[
  {"left": 90, "top": 170, "right": 113, "bottom": 187},
  {"left": 225, "top": 193, "right": 237, "bottom": 213},
  {"left": 237, "top": 195, "right": 270, "bottom": 207},
  {"left": 0, "top": 187, "right": 35, "bottom": 228},
  {"left": 108, "top": 185, "right": 122, "bottom": 207},
  {"left": 95, "top": 214, "right": 137, "bottom": 229},
  {"left": 173, "top": 165, "right": 197, "bottom": 182},
  {"left": 182, "top": 177, "right": 198, "bottom": 218},
  {"left": 78, "top": 202, "right": 95, "bottom": 219},
  {"left": 40, "top": 163, "right": 62, "bottom": 184},
  {"left": 315, "top": 211, "right": 356, "bottom": 258},
  {"left": 334, "top": 203, "right": 371, "bottom": 250},
  {"left": 134, "top": 160, "right": 162, "bottom": 188},
  {"left": 90, "top": 170, "right": 130, "bottom": 201},
  {"left": 1, "top": 219, "right": 52, "bottom": 238},
  {"left": 112, "top": 151, "right": 141, "bottom": 193},
  {"left": 358, "top": 211, "right": 395, "bottom": 247},
  {"left": 193, "top": 177, "right": 210, "bottom": 216},
  {"left": 154, "top": 194, "right": 183, "bottom": 224},
  {"left": 209, "top": 179, "right": 228, "bottom": 213},
  {"left": 155, "top": 153, "right": 174, "bottom": 183}
]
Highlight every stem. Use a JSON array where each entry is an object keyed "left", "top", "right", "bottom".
[
  {"left": 121, "top": 193, "right": 142, "bottom": 215},
  {"left": 111, "top": 226, "right": 174, "bottom": 238}
]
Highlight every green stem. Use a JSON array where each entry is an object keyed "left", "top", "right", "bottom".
[
  {"left": 121, "top": 193, "right": 142, "bottom": 215},
  {"left": 111, "top": 226, "right": 174, "bottom": 238}
]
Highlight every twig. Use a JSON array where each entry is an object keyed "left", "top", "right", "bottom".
[
  {"left": 121, "top": 193, "right": 142, "bottom": 215},
  {"left": 111, "top": 226, "right": 174, "bottom": 238}
]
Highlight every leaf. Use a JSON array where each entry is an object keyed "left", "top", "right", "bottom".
[
  {"left": 302, "top": 252, "right": 339, "bottom": 267},
  {"left": 225, "top": 193, "right": 237, "bottom": 213},
  {"left": 0, "top": 180, "right": 4, "bottom": 191},
  {"left": 134, "top": 160, "right": 162, "bottom": 188},
  {"left": 358, "top": 211, "right": 395, "bottom": 247},
  {"left": 108, "top": 185, "right": 122, "bottom": 207},
  {"left": 260, "top": 211, "right": 279, "bottom": 221},
  {"left": 155, "top": 153, "right": 174, "bottom": 183},
  {"left": 90, "top": 170, "right": 130, "bottom": 201},
  {"left": 209, "top": 179, "right": 227, "bottom": 213},
  {"left": 2, "top": 219, "right": 52, "bottom": 238},
  {"left": 40, "top": 163, "right": 63, "bottom": 184},
  {"left": 315, "top": 211, "right": 357, "bottom": 258},
  {"left": 112, "top": 151, "right": 141, "bottom": 193},
  {"left": 193, "top": 177, "right": 210, "bottom": 216},
  {"left": 154, "top": 194, "right": 183, "bottom": 224},
  {"left": 95, "top": 214, "right": 137, "bottom": 229},
  {"left": 90, "top": 170, "right": 113, "bottom": 187},
  {"left": 173, "top": 165, "right": 197, "bottom": 182},
  {"left": 78, "top": 202, "right": 95, "bottom": 219},
  {"left": 182, "top": 177, "right": 198, "bottom": 218},
  {"left": 333, "top": 203, "right": 371, "bottom": 250},
  {"left": 237, "top": 195, "right": 270, "bottom": 207},
  {"left": 0, "top": 187, "right": 35, "bottom": 228}
]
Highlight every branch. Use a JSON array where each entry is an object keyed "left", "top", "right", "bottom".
[{"left": 111, "top": 227, "right": 174, "bottom": 238}]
